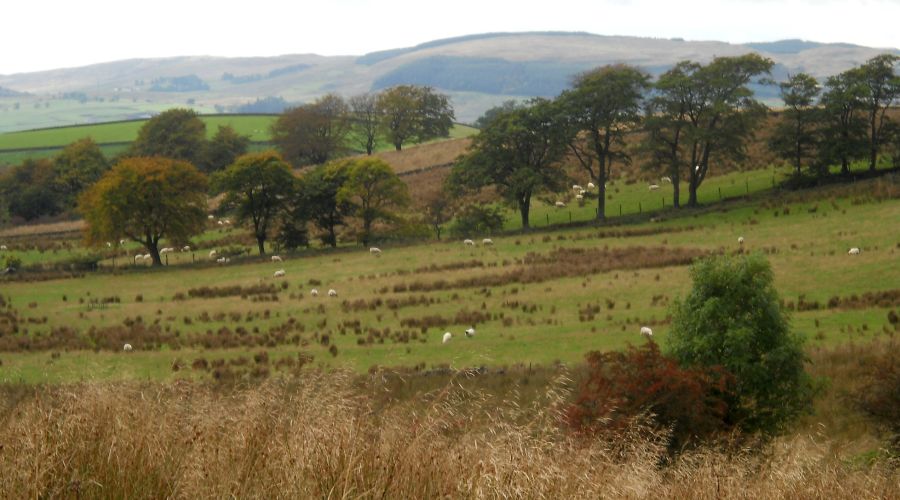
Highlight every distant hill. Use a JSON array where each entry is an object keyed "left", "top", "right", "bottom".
[{"left": 0, "top": 32, "right": 896, "bottom": 132}]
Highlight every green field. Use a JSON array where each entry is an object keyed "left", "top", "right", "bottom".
[
  {"left": 0, "top": 116, "right": 478, "bottom": 167},
  {"left": 1, "top": 171, "right": 897, "bottom": 384}
]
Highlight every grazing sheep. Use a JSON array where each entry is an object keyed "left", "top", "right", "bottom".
[
  {"left": 0, "top": 245, "right": 6, "bottom": 250},
  {"left": 482, "top": 238, "right": 494, "bottom": 246},
  {"left": 465, "top": 327, "right": 475, "bottom": 338},
  {"left": 310, "top": 288, "right": 319, "bottom": 297},
  {"left": 695, "top": 165, "right": 701, "bottom": 173},
  {"left": 555, "top": 201, "right": 566, "bottom": 208},
  {"left": 640, "top": 326, "right": 653, "bottom": 337},
  {"left": 223, "top": 219, "right": 231, "bottom": 225},
  {"left": 182, "top": 246, "right": 190, "bottom": 252},
  {"left": 649, "top": 184, "right": 660, "bottom": 191},
  {"left": 464, "top": 239, "right": 475, "bottom": 246},
  {"left": 738, "top": 236, "right": 745, "bottom": 245},
  {"left": 209, "top": 250, "right": 217, "bottom": 258},
  {"left": 848, "top": 247, "right": 860, "bottom": 255},
  {"left": 273, "top": 269, "right": 286, "bottom": 278},
  {"left": 271, "top": 255, "right": 283, "bottom": 262},
  {"left": 216, "top": 257, "right": 227, "bottom": 264},
  {"left": 106, "top": 241, "right": 112, "bottom": 248},
  {"left": 572, "top": 184, "right": 583, "bottom": 191},
  {"left": 328, "top": 289, "right": 338, "bottom": 297},
  {"left": 143, "top": 253, "right": 152, "bottom": 261},
  {"left": 207, "top": 215, "right": 215, "bottom": 220},
  {"left": 661, "top": 176, "right": 672, "bottom": 183},
  {"left": 442, "top": 332, "right": 452, "bottom": 344},
  {"left": 369, "top": 247, "right": 382, "bottom": 256},
  {"left": 587, "top": 182, "right": 595, "bottom": 189},
  {"left": 575, "top": 194, "right": 584, "bottom": 201},
  {"left": 217, "top": 220, "right": 224, "bottom": 226},
  {"left": 134, "top": 254, "right": 144, "bottom": 262},
  {"left": 123, "top": 343, "right": 133, "bottom": 352}
]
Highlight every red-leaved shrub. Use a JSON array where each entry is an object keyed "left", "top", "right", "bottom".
[{"left": 565, "top": 342, "right": 735, "bottom": 450}]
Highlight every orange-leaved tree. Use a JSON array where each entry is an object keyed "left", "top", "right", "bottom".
[{"left": 79, "top": 157, "right": 208, "bottom": 266}]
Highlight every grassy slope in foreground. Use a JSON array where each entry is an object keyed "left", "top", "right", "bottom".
[{"left": 0, "top": 174, "right": 897, "bottom": 384}]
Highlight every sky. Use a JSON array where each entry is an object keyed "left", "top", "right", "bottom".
[{"left": 2, "top": 0, "right": 898, "bottom": 74}]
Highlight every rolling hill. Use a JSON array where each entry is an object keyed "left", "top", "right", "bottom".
[{"left": 0, "top": 31, "right": 896, "bottom": 132}]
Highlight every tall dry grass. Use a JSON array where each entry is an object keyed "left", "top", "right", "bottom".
[{"left": 1, "top": 370, "right": 896, "bottom": 499}]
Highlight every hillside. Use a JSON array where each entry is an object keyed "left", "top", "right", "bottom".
[{"left": 0, "top": 32, "right": 896, "bottom": 132}]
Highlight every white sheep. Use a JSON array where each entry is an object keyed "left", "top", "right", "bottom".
[
  {"left": 119, "top": 239, "right": 126, "bottom": 245},
  {"left": 575, "top": 194, "right": 584, "bottom": 201},
  {"left": 661, "top": 176, "right": 672, "bottom": 183},
  {"left": 442, "top": 332, "right": 452, "bottom": 344},
  {"left": 207, "top": 215, "right": 215, "bottom": 220},
  {"left": 273, "top": 269, "right": 286, "bottom": 278},
  {"left": 143, "top": 253, "right": 152, "bottom": 261},
  {"left": 369, "top": 247, "right": 382, "bottom": 256},
  {"left": 640, "top": 326, "right": 653, "bottom": 337},
  {"left": 182, "top": 245, "right": 191, "bottom": 252},
  {"left": 848, "top": 247, "right": 860, "bottom": 255},
  {"left": 328, "top": 289, "right": 338, "bottom": 297},
  {"left": 482, "top": 238, "right": 494, "bottom": 246},
  {"left": 106, "top": 241, "right": 112, "bottom": 248},
  {"left": 738, "top": 236, "right": 745, "bottom": 245},
  {"left": 310, "top": 288, "right": 319, "bottom": 297},
  {"left": 587, "top": 182, "right": 595, "bottom": 189},
  {"left": 209, "top": 250, "right": 217, "bottom": 259},
  {"left": 216, "top": 257, "right": 227, "bottom": 264},
  {"left": 465, "top": 327, "right": 475, "bottom": 338},
  {"left": 0, "top": 245, "right": 6, "bottom": 250},
  {"left": 217, "top": 220, "right": 224, "bottom": 226},
  {"left": 572, "top": 184, "right": 583, "bottom": 191},
  {"left": 555, "top": 201, "right": 566, "bottom": 208},
  {"left": 695, "top": 165, "right": 701, "bottom": 173},
  {"left": 223, "top": 219, "right": 231, "bottom": 225},
  {"left": 464, "top": 239, "right": 475, "bottom": 246},
  {"left": 271, "top": 255, "right": 283, "bottom": 262},
  {"left": 123, "top": 343, "right": 133, "bottom": 352},
  {"left": 649, "top": 184, "right": 660, "bottom": 191},
  {"left": 134, "top": 254, "right": 144, "bottom": 262}
]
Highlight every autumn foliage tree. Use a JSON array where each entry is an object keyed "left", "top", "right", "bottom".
[
  {"left": 336, "top": 157, "right": 410, "bottom": 246},
  {"left": 377, "top": 85, "right": 454, "bottom": 151},
  {"left": 79, "top": 157, "right": 208, "bottom": 266},
  {"left": 129, "top": 108, "right": 207, "bottom": 165},
  {"left": 271, "top": 94, "right": 351, "bottom": 166},
  {"left": 215, "top": 151, "right": 296, "bottom": 255}
]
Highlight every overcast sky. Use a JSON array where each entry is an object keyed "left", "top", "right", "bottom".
[{"left": 2, "top": 0, "right": 898, "bottom": 74}]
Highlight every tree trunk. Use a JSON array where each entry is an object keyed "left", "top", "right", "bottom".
[
  {"left": 257, "top": 236, "right": 266, "bottom": 256},
  {"left": 148, "top": 245, "right": 162, "bottom": 267},
  {"left": 672, "top": 169, "right": 680, "bottom": 209},
  {"left": 328, "top": 225, "right": 337, "bottom": 248},
  {"left": 519, "top": 196, "right": 531, "bottom": 229},
  {"left": 394, "top": 141, "right": 402, "bottom": 151},
  {"left": 362, "top": 218, "right": 372, "bottom": 247}
]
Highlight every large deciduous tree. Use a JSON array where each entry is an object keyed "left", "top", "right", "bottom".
[
  {"left": 295, "top": 161, "right": 353, "bottom": 248},
  {"left": 683, "top": 54, "right": 772, "bottom": 206},
  {"left": 377, "top": 85, "right": 454, "bottom": 151},
  {"left": 642, "top": 62, "right": 697, "bottom": 208},
  {"left": 129, "top": 108, "right": 207, "bottom": 165},
  {"left": 78, "top": 157, "right": 207, "bottom": 266},
  {"left": 853, "top": 54, "right": 900, "bottom": 171},
  {"left": 203, "top": 125, "right": 250, "bottom": 173},
  {"left": 337, "top": 157, "right": 410, "bottom": 246},
  {"left": 770, "top": 73, "right": 821, "bottom": 176},
  {"left": 216, "top": 151, "right": 295, "bottom": 255},
  {"left": 271, "top": 94, "right": 351, "bottom": 166},
  {"left": 448, "top": 98, "right": 568, "bottom": 229},
  {"left": 819, "top": 72, "right": 868, "bottom": 174},
  {"left": 349, "top": 93, "right": 381, "bottom": 155},
  {"left": 560, "top": 64, "right": 649, "bottom": 219},
  {"left": 0, "top": 159, "right": 62, "bottom": 221},
  {"left": 53, "top": 137, "right": 109, "bottom": 206}
]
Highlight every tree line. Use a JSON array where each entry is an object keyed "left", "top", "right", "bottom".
[
  {"left": 0, "top": 84, "right": 454, "bottom": 224},
  {"left": 450, "top": 53, "right": 900, "bottom": 229}
]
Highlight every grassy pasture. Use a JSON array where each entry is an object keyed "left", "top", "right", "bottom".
[{"left": 1, "top": 173, "right": 897, "bottom": 384}]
